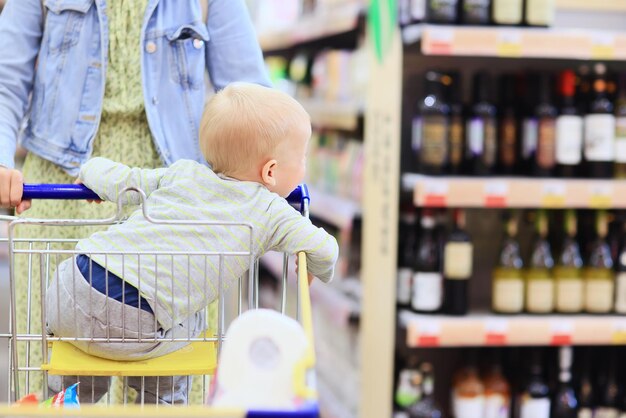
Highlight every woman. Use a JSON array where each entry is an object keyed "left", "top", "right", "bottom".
[{"left": 0, "top": 0, "right": 270, "bottom": 402}]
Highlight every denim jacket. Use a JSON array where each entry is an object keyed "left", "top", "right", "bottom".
[{"left": 0, "top": 0, "right": 270, "bottom": 176}]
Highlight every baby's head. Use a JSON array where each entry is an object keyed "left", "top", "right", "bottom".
[{"left": 200, "top": 82, "right": 311, "bottom": 197}]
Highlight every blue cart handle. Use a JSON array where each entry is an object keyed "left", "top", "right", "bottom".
[{"left": 23, "top": 183, "right": 310, "bottom": 210}]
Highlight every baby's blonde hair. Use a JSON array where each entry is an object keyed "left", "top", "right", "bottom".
[{"left": 200, "top": 82, "right": 310, "bottom": 176}]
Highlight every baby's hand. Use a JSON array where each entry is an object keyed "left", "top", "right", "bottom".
[{"left": 74, "top": 178, "right": 102, "bottom": 204}]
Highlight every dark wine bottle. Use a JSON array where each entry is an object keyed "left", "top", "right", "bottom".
[
  {"left": 398, "top": 205, "right": 418, "bottom": 308},
  {"left": 466, "top": 72, "right": 497, "bottom": 176},
  {"left": 534, "top": 73, "right": 557, "bottom": 177},
  {"left": 519, "top": 349, "right": 551, "bottom": 418},
  {"left": 462, "top": 0, "right": 492, "bottom": 25},
  {"left": 498, "top": 74, "right": 520, "bottom": 175},
  {"left": 447, "top": 72, "right": 465, "bottom": 175},
  {"left": 584, "top": 64, "right": 615, "bottom": 179},
  {"left": 443, "top": 209, "right": 473, "bottom": 315},
  {"left": 426, "top": 0, "right": 459, "bottom": 23},
  {"left": 411, "top": 210, "right": 443, "bottom": 313},
  {"left": 551, "top": 346, "right": 578, "bottom": 418}
]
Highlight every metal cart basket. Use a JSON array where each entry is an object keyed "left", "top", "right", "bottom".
[{"left": 0, "top": 183, "right": 318, "bottom": 417}]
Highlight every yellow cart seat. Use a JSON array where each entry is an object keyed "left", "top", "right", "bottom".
[{"left": 41, "top": 338, "right": 216, "bottom": 377}]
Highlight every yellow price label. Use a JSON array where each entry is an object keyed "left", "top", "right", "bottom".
[
  {"left": 592, "top": 45, "right": 615, "bottom": 60},
  {"left": 497, "top": 43, "right": 522, "bottom": 57},
  {"left": 590, "top": 195, "right": 612, "bottom": 208},
  {"left": 541, "top": 195, "right": 566, "bottom": 208},
  {"left": 612, "top": 331, "right": 626, "bottom": 344}
]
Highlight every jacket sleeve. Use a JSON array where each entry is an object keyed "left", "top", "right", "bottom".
[
  {"left": 0, "top": 0, "right": 44, "bottom": 168},
  {"left": 267, "top": 200, "right": 339, "bottom": 283},
  {"left": 79, "top": 157, "right": 168, "bottom": 205},
  {"left": 204, "top": 0, "right": 271, "bottom": 90}
]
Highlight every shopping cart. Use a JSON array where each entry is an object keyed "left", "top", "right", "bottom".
[{"left": 0, "top": 183, "right": 319, "bottom": 417}]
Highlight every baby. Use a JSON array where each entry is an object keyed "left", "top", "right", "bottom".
[{"left": 46, "top": 82, "right": 339, "bottom": 404}]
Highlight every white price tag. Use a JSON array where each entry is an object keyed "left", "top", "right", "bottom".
[
  {"left": 592, "top": 32, "right": 615, "bottom": 47},
  {"left": 498, "top": 30, "right": 522, "bottom": 45},
  {"left": 543, "top": 181, "right": 566, "bottom": 197},
  {"left": 419, "top": 319, "right": 441, "bottom": 336},
  {"left": 424, "top": 180, "right": 449, "bottom": 196},
  {"left": 485, "top": 318, "right": 509, "bottom": 334},
  {"left": 428, "top": 27, "right": 454, "bottom": 43},
  {"left": 485, "top": 181, "right": 508, "bottom": 197},
  {"left": 551, "top": 320, "right": 573, "bottom": 334}
]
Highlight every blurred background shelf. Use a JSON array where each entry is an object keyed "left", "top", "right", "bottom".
[
  {"left": 402, "top": 24, "right": 626, "bottom": 60},
  {"left": 399, "top": 310, "right": 626, "bottom": 347},
  {"left": 403, "top": 174, "right": 626, "bottom": 209},
  {"left": 301, "top": 99, "right": 364, "bottom": 131},
  {"left": 308, "top": 186, "right": 362, "bottom": 230}
]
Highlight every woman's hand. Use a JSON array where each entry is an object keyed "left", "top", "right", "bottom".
[{"left": 0, "top": 167, "right": 31, "bottom": 214}]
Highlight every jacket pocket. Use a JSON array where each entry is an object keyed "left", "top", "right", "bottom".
[
  {"left": 165, "top": 23, "right": 210, "bottom": 90},
  {"left": 43, "top": 0, "right": 93, "bottom": 53}
]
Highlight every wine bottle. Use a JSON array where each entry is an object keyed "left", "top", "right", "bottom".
[
  {"left": 498, "top": 74, "right": 520, "bottom": 175},
  {"left": 492, "top": 214, "right": 525, "bottom": 313},
  {"left": 521, "top": 74, "right": 540, "bottom": 176},
  {"left": 448, "top": 72, "right": 465, "bottom": 175},
  {"left": 452, "top": 350, "right": 485, "bottom": 418},
  {"left": 398, "top": 205, "right": 418, "bottom": 308},
  {"left": 526, "top": 210, "right": 555, "bottom": 314},
  {"left": 412, "top": 210, "right": 443, "bottom": 313},
  {"left": 484, "top": 349, "right": 511, "bottom": 418},
  {"left": 396, "top": 357, "right": 423, "bottom": 411},
  {"left": 466, "top": 72, "right": 498, "bottom": 175},
  {"left": 584, "top": 64, "right": 615, "bottom": 179},
  {"left": 492, "top": 0, "right": 523, "bottom": 25},
  {"left": 556, "top": 70, "right": 584, "bottom": 178},
  {"left": 534, "top": 73, "right": 558, "bottom": 177},
  {"left": 413, "top": 71, "right": 450, "bottom": 175},
  {"left": 444, "top": 209, "right": 473, "bottom": 315},
  {"left": 524, "top": 0, "right": 555, "bottom": 26},
  {"left": 555, "top": 210, "right": 584, "bottom": 313},
  {"left": 462, "top": 0, "right": 492, "bottom": 25},
  {"left": 519, "top": 349, "right": 551, "bottom": 418},
  {"left": 615, "top": 216, "right": 626, "bottom": 314},
  {"left": 584, "top": 210, "right": 615, "bottom": 313},
  {"left": 577, "top": 348, "right": 595, "bottom": 418},
  {"left": 615, "top": 73, "right": 626, "bottom": 179},
  {"left": 409, "top": 363, "right": 443, "bottom": 418},
  {"left": 551, "top": 346, "right": 578, "bottom": 418},
  {"left": 426, "top": 0, "right": 459, "bottom": 23},
  {"left": 596, "top": 348, "right": 621, "bottom": 418}
]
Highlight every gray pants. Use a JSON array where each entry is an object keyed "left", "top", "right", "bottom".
[{"left": 46, "top": 258, "right": 206, "bottom": 404}]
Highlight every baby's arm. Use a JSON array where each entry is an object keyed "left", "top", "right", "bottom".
[
  {"left": 79, "top": 157, "right": 168, "bottom": 205},
  {"left": 268, "top": 201, "right": 339, "bottom": 283}
]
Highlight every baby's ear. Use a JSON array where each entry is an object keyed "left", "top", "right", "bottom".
[{"left": 261, "top": 159, "right": 277, "bottom": 187}]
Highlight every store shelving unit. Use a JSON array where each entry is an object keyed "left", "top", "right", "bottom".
[
  {"left": 360, "top": 4, "right": 626, "bottom": 418},
  {"left": 301, "top": 99, "right": 364, "bottom": 132},
  {"left": 399, "top": 310, "right": 626, "bottom": 347},
  {"left": 403, "top": 174, "right": 626, "bottom": 209}
]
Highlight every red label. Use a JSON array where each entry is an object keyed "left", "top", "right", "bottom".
[
  {"left": 418, "top": 335, "right": 440, "bottom": 347},
  {"left": 485, "top": 196, "right": 507, "bottom": 208},
  {"left": 550, "top": 334, "right": 572, "bottom": 346},
  {"left": 485, "top": 333, "right": 507, "bottom": 345},
  {"left": 428, "top": 42, "right": 452, "bottom": 55},
  {"left": 424, "top": 195, "right": 447, "bottom": 207}
]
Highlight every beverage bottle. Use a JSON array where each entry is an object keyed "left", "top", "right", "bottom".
[
  {"left": 413, "top": 71, "right": 450, "bottom": 175},
  {"left": 412, "top": 210, "right": 443, "bottom": 313},
  {"left": 554, "top": 210, "right": 584, "bottom": 313},
  {"left": 584, "top": 210, "right": 615, "bottom": 313},
  {"left": 556, "top": 70, "right": 584, "bottom": 178},
  {"left": 525, "top": 210, "right": 555, "bottom": 314},
  {"left": 492, "top": 213, "right": 525, "bottom": 313},
  {"left": 443, "top": 209, "right": 473, "bottom": 315},
  {"left": 584, "top": 64, "right": 615, "bottom": 179},
  {"left": 466, "top": 72, "right": 497, "bottom": 175}
]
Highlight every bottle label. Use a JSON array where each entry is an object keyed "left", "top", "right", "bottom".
[
  {"left": 584, "top": 114, "right": 616, "bottom": 162},
  {"left": 520, "top": 397, "right": 551, "bottom": 418},
  {"left": 483, "top": 119, "right": 498, "bottom": 168},
  {"left": 412, "top": 116, "right": 423, "bottom": 153},
  {"left": 556, "top": 115, "right": 583, "bottom": 165},
  {"left": 412, "top": 271, "right": 443, "bottom": 311},
  {"left": 444, "top": 242, "right": 473, "bottom": 279},
  {"left": 410, "top": 0, "right": 426, "bottom": 20},
  {"left": 499, "top": 116, "right": 518, "bottom": 168},
  {"left": 522, "top": 118, "right": 538, "bottom": 159},
  {"left": 615, "top": 116, "right": 626, "bottom": 163},
  {"left": 467, "top": 118, "right": 485, "bottom": 156},
  {"left": 493, "top": 0, "right": 523, "bottom": 24},
  {"left": 450, "top": 117, "right": 464, "bottom": 168},
  {"left": 615, "top": 272, "right": 626, "bottom": 313},
  {"left": 525, "top": 0, "right": 555, "bottom": 25},
  {"left": 484, "top": 394, "right": 510, "bottom": 418},
  {"left": 526, "top": 277, "right": 554, "bottom": 313},
  {"left": 397, "top": 267, "right": 413, "bottom": 305},
  {"left": 492, "top": 273, "right": 524, "bottom": 313},
  {"left": 555, "top": 277, "right": 584, "bottom": 313},
  {"left": 421, "top": 115, "right": 449, "bottom": 166},
  {"left": 578, "top": 408, "right": 593, "bottom": 418},
  {"left": 429, "top": 0, "right": 457, "bottom": 21},
  {"left": 595, "top": 408, "right": 620, "bottom": 418},
  {"left": 453, "top": 395, "right": 485, "bottom": 418},
  {"left": 463, "top": 0, "right": 490, "bottom": 22},
  {"left": 584, "top": 278, "right": 615, "bottom": 313},
  {"left": 537, "top": 117, "right": 556, "bottom": 169}
]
